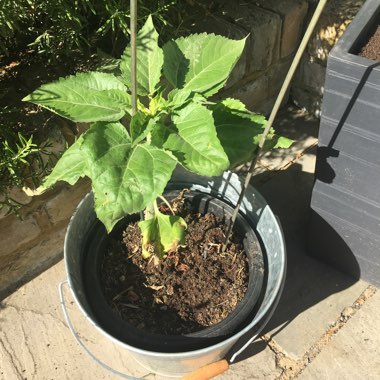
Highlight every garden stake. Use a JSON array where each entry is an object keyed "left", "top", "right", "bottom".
[
  {"left": 130, "top": 0, "right": 137, "bottom": 116},
  {"left": 131, "top": 0, "right": 145, "bottom": 222},
  {"left": 222, "top": 0, "right": 329, "bottom": 252}
]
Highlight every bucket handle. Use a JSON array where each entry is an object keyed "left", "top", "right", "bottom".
[{"left": 58, "top": 280, "right": 142, "bottom": 380}]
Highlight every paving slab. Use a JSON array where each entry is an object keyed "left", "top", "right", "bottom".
[
  {"left": 253, "top": 149, "right": 317, "bottom": 239},
  {"left": 219, "top": 339, "right": 281, "bottom": 379},
  {"left": 263, "top": 241, "right": 369, "bottom": 359},
  {"left": 299, "top": 291, "right": 380, "bottom": 380},
  {"left": 0, "top": 261, "right": 152, "bottom": 380},
  {"left": 0, "top": 227, "right": 65, "bottom": 300},
  {"left": 258, "top": 106, "right": 319, "bottom": 171},
  {"left": 0, "top": 260, "right": 284, "bottom": 380}
]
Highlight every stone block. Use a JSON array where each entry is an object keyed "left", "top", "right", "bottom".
[
  {"left": 267, "top": 55, "right": 293, "bottom": 95},
  {"left": 247, "top": 5, "right": 282, "bottom": 72},
  {"left": 0, "top": 228, "right": 65, "bottom": 299},
  {"left": 189, "top": 15, "right": 248, "bottom": 88},
  {"left": 0, "top": 187, "right": 33, "bottom": 219},
  {"left": 300, "top": 292, "right": 380, "bottom": 379},
  {"left": 0, "top": 261, "right": 152, "bottom": 380},
  {"left": 294, "top": 56, "right": 326, "bottom": 96},
  {"left": 228, "top": 73, "right": 269, "bottom": 112},
  {"left": 0, "top": 214, "right": 40, "bottom": 260},
  {"left": 264, "top": 248, "right": 368, "bottom": 359},
  {"left": 256, "top": 0, "right": 309, "bottom": 57},
  {"left": 214, "top": 1, "right": 282, "bottom": 71},
  {"left": 227, "top": 56, "right": 292, "bottom": 113},
  {"left": 45, "top": 181, "right": 90, "bottom": 225}
]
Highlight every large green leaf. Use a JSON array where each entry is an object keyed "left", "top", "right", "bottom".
[
  {"left": 42, "top": 135, "right": 89, "bottom": 189},
  {"left": 164, "top": 103, "right": 229, "bottom": 176},
  {"left": 74, "top": 122, "right": 176, "bottom": 230},
  {"left": 23, "top": 72, "right": 131, "bottom": 122},
  {"left": 120, "top": 15, "right": 163, "bottom": 96},
  {"left": 213, "top": 99, "right": 267, "bottom": 167},
  {"left": 163, "top": 33, "right": 246, "bottom": 97},
  {"left": 41, "top": 121, "right": 176, "bottom": 231}
]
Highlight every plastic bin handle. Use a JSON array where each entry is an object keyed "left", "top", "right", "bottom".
[{"left": 181, "top": 360, "right": 229, "bottom": 380}]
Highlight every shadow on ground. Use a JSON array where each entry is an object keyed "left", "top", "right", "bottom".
[{"left": 231, "top": 158, "right": 360, "bottom": 363}]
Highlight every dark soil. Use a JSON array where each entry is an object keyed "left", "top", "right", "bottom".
[
  {"left": 100, "top": 195, "right": 249, "bottom": 335},
  {"left": 359, "top": 25, "right": 380, "bottom": 61}
]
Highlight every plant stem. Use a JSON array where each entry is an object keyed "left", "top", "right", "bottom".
[{"left": 145, "top": 202, "right": 155, "bottom": 220}]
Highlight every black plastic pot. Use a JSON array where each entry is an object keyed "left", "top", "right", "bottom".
[
  {"left": 309, "top": 0, "right": 380, "bottom": 285},
  {"left": 79, "top": 190, "right": 265, "bottom": 352}
]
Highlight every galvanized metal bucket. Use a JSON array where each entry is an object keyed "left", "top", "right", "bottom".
[{"left": 63, "top": 170, "right": 286, "bottom": 377}]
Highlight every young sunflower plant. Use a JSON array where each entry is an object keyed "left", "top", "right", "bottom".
[{"left": 24, "top": 16, "right": 292, "bottom": 259}]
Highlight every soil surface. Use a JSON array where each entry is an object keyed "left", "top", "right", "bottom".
[
  {"left": 359, "top": 25, "right": 380, "bottom": 61},
  {"left": 100, "top": 194, "right": 249, "bottom": 335}
]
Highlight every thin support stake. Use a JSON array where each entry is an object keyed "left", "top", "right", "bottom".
[
  {"left": 222, "top": 0, "right": 329, "bottom": 251},
  {"left": 130, "top": 0, "right": 137, "bottom": 116}
]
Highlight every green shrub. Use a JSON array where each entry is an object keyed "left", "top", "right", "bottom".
[
  {"left": 0, "top": 0, "right": 187, "bottom": 59},
  {"left": 0, "top": 124, "right": 54, "bottom": 215}
]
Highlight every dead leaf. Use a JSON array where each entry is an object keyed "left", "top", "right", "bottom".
[
  {"left": 166, "top": 285, "right": 174, "bottom": 295},
  {"left": 178, "top": 263, "right": 189, "bottom": 272},
  {"left": 126, "top": 290, "right": 139, "bottom": 302},
  {"left": 145, "top": 284, "right": 164, "bottom": 291}
]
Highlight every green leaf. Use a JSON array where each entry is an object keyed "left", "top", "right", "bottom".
[
  {"left": 259, "top": 134, "right": 294, "bottom": 151},
  {"left": 120, "top": 15, "right": 163, "bottom": 96},
  {"left": 219, "top": 97, "right": 250, "bottom": 112},
  {"left": 164, "top": 103, "right": 229, "bottom": 176},
  {"left": 41, "top": 121, "right": 176, "bottom": 232},
  {"left": 163, "top": 34, "right": 246, "bottom": 97},
  {"left": 139, "top": 210, "right": 186, "bottom": 258},
  {"left": 76, "top": 122, "right": 176, "bottom": 231},
  {"left": 273, "top": 136, "right": 293, "bottom": 149},
  {"left": 23, "top": 72, "right": 131, "bottom": 122},
  {"left": 90, "top": 140, "right": 177, "bottom": 232},
  {"left": 167, "top": 88, "right": 192, "bottom": 108},
  {"left": 41, "top": 135, "right": 89, "bottom": 189},
  {"left": 96, "top": 48, "right": 121, "bottom": 74},
  {"left": 213, "top": 99, "right": 267, "bottom": 167},
  {"left": 130, "top": 112, "right": 155, "bottom": 146},
  {"left": 148, "top": 90, "right": 167, "bottom": 115},
  {"left": 150, "top": 120, "right": 172, "bottom": 148}
]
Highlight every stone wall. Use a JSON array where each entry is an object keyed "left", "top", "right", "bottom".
[
  {"left": 193, "top": 0, "right": 366, "bottom": 117},
  {"left": 292, "top": 0, "right": 366, "bottom": 116},
  {"left": 190, "top": 0, "right": 309, "bottom": 114}
]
